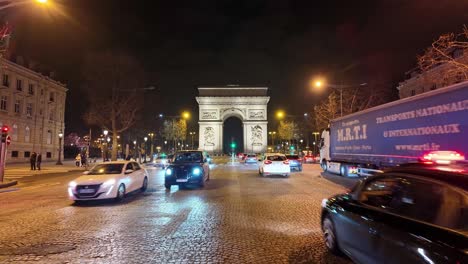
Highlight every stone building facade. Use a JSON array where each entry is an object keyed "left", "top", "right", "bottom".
[
  {"left": 398, "top": 48, "right": 468, "bottom": 98},
  {"left": 0, "top": 58, "right": 67, "bottom": 163}
]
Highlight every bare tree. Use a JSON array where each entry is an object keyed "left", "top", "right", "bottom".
[
  {"left": 82, "top": 51, "right": 146, "bottom": 161},
  {"left": 418, "top": 25, "right": 468, "bottom": 82},
  {"left": 162, "top": 119, "right": 187, "bottom": 151},
  {"left": 278, "top": 120, "right": 299, "bottom": 142},
  {"left": 314, "top": 84, "right": 392, "bottom": 131}
]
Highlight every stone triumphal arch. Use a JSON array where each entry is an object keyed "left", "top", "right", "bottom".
[{"left": 196, "top": 86, "right": 269, "bottom": 154}]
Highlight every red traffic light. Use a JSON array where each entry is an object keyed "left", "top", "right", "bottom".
[{"left": 1, "top": 125, "right": 9, "bottom": 133}]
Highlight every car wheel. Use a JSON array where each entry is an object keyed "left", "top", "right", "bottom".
[
  {"left": 298, "top": 166, "right": 303, "bottom": 172},
  {"left": 164, "top": 182, "right": 171, "bottom": 190},
  {"left": 284, "top": 174, "right": 290, "bottom": 178},
  {"left": 115, "top": 184, "right": 126, "bottom": 202},
  {"left": 199, "top": 178, "right": 205, "bottom": 188},
  {"left": 141, "top": 177, "right": 148, "bottom": 192},
  {"left": 323, "top": 217, "right": 340, "bottom": 255}
]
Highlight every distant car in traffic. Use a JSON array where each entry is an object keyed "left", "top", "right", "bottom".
[
  {"left": 164, "top": 151, "right": 210, "bottom": 189},
  {"left": 258, "top": 153, "right": 290, "bottom": 177},
  {"left": 244, "top": 154, "right": 257, "bottom": 164},
  {"left": 321, "top": 162, "right": 468, "bottom": 263},
  {"left": 286, "top": 154, "right": 302, "bottom": 171},
  {"left": 304, "top": 154, "right": 318, "bottom": 163},
  {"left": 68, "top": 161, "right": 148, "bottom": 202},
  {"left": 154, "top": 155, "right": 169, "bottom": 168}
]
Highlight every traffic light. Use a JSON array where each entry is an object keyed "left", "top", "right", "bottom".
[
  {"left": 230, "top": 142, "right": 236, "bottom": 149},
  {"left": 290, "top": 145, "right": 295, "bottom": 150},
  {"left": 1, "top": 125, "right": 9, "bottom": 142}
]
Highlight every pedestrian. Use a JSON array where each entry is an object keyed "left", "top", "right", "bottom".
[
  {"left": 75, "top": 153, "right": 81, "bottom": 167},
  {"left": 36, "top": 153, "right": 42, "bottom": 171},
  {"left": 30, "top": 152, "right": 37, "bottom": 170},
  {"left": 81, "top": 153, "right": 87, "bottom": 167}
]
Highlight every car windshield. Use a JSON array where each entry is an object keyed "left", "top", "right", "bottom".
[
  {"left": 267, "top": 155, "right": 286, "bottom": 161},
  {"left": 286, "top": 155, "right": 299, "bottom": 159},
  {"left": 88, "top": 164, "right": 124, "bottom": 175},
  {"left": 173, "top": 152, "right": 202, "bottom": 163}
]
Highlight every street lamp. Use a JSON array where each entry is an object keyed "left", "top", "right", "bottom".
[
  {"left": 268, "top": 131, "right": 276, "bottom": 146},
  {"left": 0, "top": 0, "right": 49, "bottom": 11},
  {"left": 312, "top": 132, "right": 320, "bottom": 154},
  {"left": 312, "top": 78, "right": 367, "bottom": 117},
  {"left": 276, "top": 110, "right": 285, "bottom": 120},
  {"left": 143, "top": 137, "right": 148, "bottom": 163},
  {"left": 148, "top": 133, "right": 154, "bottom": 161},
  {"left": 189, "top": 132, "right": 196, "bottom": 149},
  {"left": 56, "top": 130, "right": 63, "bottom": 165}
]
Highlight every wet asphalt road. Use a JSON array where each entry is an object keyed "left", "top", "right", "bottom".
[{"left": 0, "top": 161, "right": 353, "bottom": 263}]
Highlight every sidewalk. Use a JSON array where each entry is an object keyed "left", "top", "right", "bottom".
[{"left": 0, "top": 160, "right": 87, "bottom": 188}]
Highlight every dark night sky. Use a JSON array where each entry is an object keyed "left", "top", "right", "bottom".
[{"left": 5, "top": 0, "right": 468, "bottom": 134}]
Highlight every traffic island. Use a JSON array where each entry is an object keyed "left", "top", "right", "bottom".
[{"left": 0, "top": 180, "right": 18, "bottom": 189}]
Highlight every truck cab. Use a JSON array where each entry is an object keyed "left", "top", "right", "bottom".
[{"left": 319, "top": 129, "right": 330, "bottom": 170}]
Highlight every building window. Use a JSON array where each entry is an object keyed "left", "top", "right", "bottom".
[
  {"left": 0, "top": 95, "right": 7, "bottom": 111},
  {"left": 2, "top": 74, "right": 9, "bottom": 87},
  {"left": 46, "top": 152, "right": 52, "bottom": 158},
  {"left": 11, "top": 151, "right": 19, "bottom": 158},
  {"left": 16, "top": 79, "right": 22, "bottom": 91},
  {"left": 26, "top": 103, "right": 33, "bottom": 117},
  {"left": 49, "top": 91, "right": 55, "bottom": 102},
  {"left": 28, "top": 84, "right": 34, "bottom": 95},
  {"left": 24, "top": 151, "right": 31, "bottom": 158},
  {"left": 14, "top": 99, "right": 21, "bottom": 114},
  {"left": 25, "top": 126, "right": 30, "bottom": 143},
  {"left": 49, "top": 109, "right": 55, "bottom": 121},
  {"left": 410, "top": 90, "right": 416, "bottom": 96},
  {"left": 47, "top": 130, "right": 52, "bottom": 144},
  {"left": 12, "top": 124, "right": 18, "bottom": 141}
]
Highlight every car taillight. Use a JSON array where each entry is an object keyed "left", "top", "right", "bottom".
[
  {"left": 283, "top": 160, "right": 289, "bottom": 165},
  {"left": 264, "top": 160, "right": 272, "bottom": 165}
]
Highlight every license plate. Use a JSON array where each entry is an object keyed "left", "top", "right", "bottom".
[
  {"left": 79, "top": 189, "right": 95, "bottom": 194},
  {"left": 176, "top": 179, "right": 188, "bottom": 182}
]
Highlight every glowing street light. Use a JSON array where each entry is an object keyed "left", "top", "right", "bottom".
[
  {"left": 182, "top": 111, "right": 190, "bottom": 120},
  {"left": 276, "top": 110, "right": 285, "bottom": 120}
]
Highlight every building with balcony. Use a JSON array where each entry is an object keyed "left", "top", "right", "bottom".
[
  {"left": 0, "top": 57, "right": 67, "bottom": 163},
  {"left": 398, "top": 48, "right": 468, "bottom": 98}
]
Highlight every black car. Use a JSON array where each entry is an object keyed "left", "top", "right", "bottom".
[
  {"left": 321, "top": 163, "right": 468, "bottom": 264},
  {"left": 164, "top": 151, "right": 210, "bottom": 189},
  {"left": 286, "top": 155, "right": 302, "bottom": 171}
]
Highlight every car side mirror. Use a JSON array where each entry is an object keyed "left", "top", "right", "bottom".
[
  {"left": 83, "top": 171, "right": 89, "bottom": 175},
  {"left": 124, "top": 169, "right": 134, "bottom": 174}
]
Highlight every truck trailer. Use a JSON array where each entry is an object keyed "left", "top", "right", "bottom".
[{"left": 319, "top": 81, "right": 468, "bottom": 177}]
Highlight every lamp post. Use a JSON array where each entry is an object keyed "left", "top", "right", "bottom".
[
  {"left": 164, "top": 140, "right": 167, "bottom": 152},
  {"left": 148, "top": 133, "right": 154, "bottom": 161},
  {"left": 268, "top": 131, "right": 276, "bottom": 147},
  {"left": 133, "top": 140, "right": 137, "bottom": 161},
  {"left": 103, "top": 130, "right": 108, "bottom": 161},
  {"left": 143, "top": 137, "right": 148, "bottom": 163},
  {"left": 312, "top": 132, "right": 320, "bottom": 154},
  {"left": 189, "top": 132, "right": 196, "bottom": 149},
  {"left": 56, "top": 130, "right": 63, "bottom": 165}
]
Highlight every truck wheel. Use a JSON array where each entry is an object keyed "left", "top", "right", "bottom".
[
  {"left": 321, "top": 160, "right": 328, "bottom": 171},
  {"left": 340, "top": 165, "right": 348, "bottom": 177}
]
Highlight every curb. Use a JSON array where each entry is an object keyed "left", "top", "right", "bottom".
[{"left": 0, "top": 180, "right": 18, "bottom": 189}]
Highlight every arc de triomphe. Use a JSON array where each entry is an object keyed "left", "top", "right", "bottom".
[{"left": 196, "top": 86, "right": 269, "bottom": 154}]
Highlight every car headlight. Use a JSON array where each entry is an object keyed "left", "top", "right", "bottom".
[
  {"left": 103, "top": 179, "right": 116, "bottom": 186},
  {"left": 321, "top": 198, "right": 328, "bottom": 208},
  {"left": 68, "top": 181, "right": 77, "bottom": 188},
  {"left": 166, "top": 168, "right": 172, "bottom": 176},
  {"left": 193, "top": 167, "right": 201, "bottom": 176}
]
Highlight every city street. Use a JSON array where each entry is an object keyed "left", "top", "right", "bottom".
[{"left": 0, "top": 161, "right": 352, "bottom": 263}]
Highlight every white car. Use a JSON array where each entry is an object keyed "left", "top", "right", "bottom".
[
  {"left": 258, "top": 153, "right": 291, "bottom": 177},
  {"left": 68, "top": 161, "right": 148, "bottom": 202}
]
